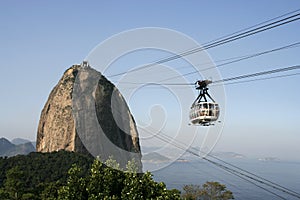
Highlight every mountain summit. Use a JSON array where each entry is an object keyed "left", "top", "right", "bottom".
[{"left": 36, "top": 62, "right": 142, "bottom": 171}]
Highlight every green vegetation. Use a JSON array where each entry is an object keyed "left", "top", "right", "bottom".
[
  {"left": 0, "top": 151, "right": 94, "bottom": 199},
  {"left": 182, "top": 182, "right": 234, "bottom": 200},
  {"left": 56, "top": 158, "right": 181, "bottom": 200},
  {"left": 0, "top": 151, "right": 180, "bottom": 199},
  {"left": 0, "top": 151, "right": 233, "bottom": 199}
]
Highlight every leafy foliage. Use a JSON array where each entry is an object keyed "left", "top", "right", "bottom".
[
  {"left": 0, "top": 151, "right": 233, "bottom": 199},
  {"left": 182, "top": 182, "right": 234, "bottom": 200},
  {"left": 182, "top": 184, "right": 202, "bottom": 200},
  {"left": 57, "top": 158, "right": 181, "bottom": 200},
  {"left": 57, "top": 164, "right": 87, "bottom": 200},
  {"left": 0, "top": 151, "right": 181, "bottom": 199},
  {"left": 121, "top": 171, "right": 181, "bottom": 200},
  {"left": 0, "top": 151, "right": 93, "bottom": 199}
]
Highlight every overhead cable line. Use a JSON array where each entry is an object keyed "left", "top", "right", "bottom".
[
  {"left": 199, "top": 9, "right": 300, "bottom": 48},
  {"left": 118, "top": 41, "right": 300, "bottom": 84},
  {"left": 140, "top": 127, "right": 287, "bottom": 199},
  {"left": 107, "top": 10, "right": 300, "bottom": 78},
  {"left": 158, "top": 41, "right": 300, "bottom": 82},
  {"left": 202, "top": 157, "right": 287, "bottom": 200},
  {"left": 212, "top": 65, "right": 300, "bottom": 83},
  {"left": 186, "top": 41, "right": 300, "bottom": 72},
  {"left": 203, "top": 149, "right": 300, "bottom": 198},
  {"left": 120, "top": 73, "right": 300, "bottom": 89},
  {"left": 211, "top": 72, "right": 300, "bottom": 86},
  {"left": 118, "top": 64, "right": 300, "bottom": 87},
  {"left": 139, "top": 126, "right": 299, "bottom": 199}
]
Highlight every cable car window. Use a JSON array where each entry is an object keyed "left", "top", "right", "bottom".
[{"left": 203, "top": 103, "right": 208, "bottom": 109}]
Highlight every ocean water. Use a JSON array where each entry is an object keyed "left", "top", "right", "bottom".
[{"left": 145, "top": 159, "right": 300, "bottom": 199}]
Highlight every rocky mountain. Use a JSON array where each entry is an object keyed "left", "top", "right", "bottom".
[
  {"left": 0, "top": 137, "right": 35, "bottom": 157},
  {"left": 36, "top": 62, "right": 142, "bottom": 171}
]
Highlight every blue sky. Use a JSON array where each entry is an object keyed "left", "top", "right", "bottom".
[{"left": 0, "top": 1, "right": 300, "bottom": 161}]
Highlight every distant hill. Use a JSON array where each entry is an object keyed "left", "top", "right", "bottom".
[
  {"left": 0, "top": 138, "right": 15, "bottom": 154},
  {"left": 0, "top": 137, "right": 35, "bottom": 157},
  {"left": 142, "top": 152, "right": 171, "bottom": 163},
  {"left": 212, "top": 151, "right": 245, "bottom": 159},
  {"left": 11, "top": 137, "right": 36, "bottom": 150},
  {"left": 258, "top": 157, "right": 279, "bottom": 162},
  {"left": 11, "top": 138, "right": 31, "bottom": 145}
]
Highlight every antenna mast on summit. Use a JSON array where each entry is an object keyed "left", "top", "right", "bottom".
[{"left": 81, "top": 61, "right": 90, "bottom": 68}]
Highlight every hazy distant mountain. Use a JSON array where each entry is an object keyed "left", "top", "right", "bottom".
[
  {"left": 11, "top": 138, "right": 36, "bottom": 148},
  {"left": 258, "top": 157, "right": 279, "bottom": 162},
  {"left": 31, "top": 141, "right": 36, "bottom": 148},
  {"left": 11, "top": 138, "right": 31, "bottom": 145},
  {"left": 142, "top": 152, "right": 171, "bottom": 163},
  {"left": 0, "top": 137, "right": 35, "bottom": 157},
  {"left": 212, "top": 151, "right": 245, "bottom": 159},
  {"left": 0, "top": 138, "right": 15, "bottom": 153}
]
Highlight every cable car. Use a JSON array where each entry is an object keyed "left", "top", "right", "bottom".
[{"left": 189, "top": 80, "right": 220, "bottom": 126}]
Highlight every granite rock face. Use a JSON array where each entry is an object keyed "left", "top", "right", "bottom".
[{"left": 36, "top": 64, "right": 142, "bottom": 171}]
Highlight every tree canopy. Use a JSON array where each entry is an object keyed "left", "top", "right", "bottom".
[
  {"left": 0, "top": 151, "right": 181, "bottom": 199},
  {"left": 182, "top": 182, "right": 234, "bottom": 200},
  {"left": 0, "top": 151, "right": 233, "bottom": 200}
]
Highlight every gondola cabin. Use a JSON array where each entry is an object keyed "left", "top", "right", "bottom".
[
  {"left": 189, "top": 80, "right": 220, "bottom": 126},
  {"left": 189, "top": 102, "right": 220, "bottom": 126}
]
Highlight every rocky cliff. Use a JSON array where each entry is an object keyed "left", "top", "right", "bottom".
[{"left": 36, "top": 63, "right": 142, "bottom": 171}]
